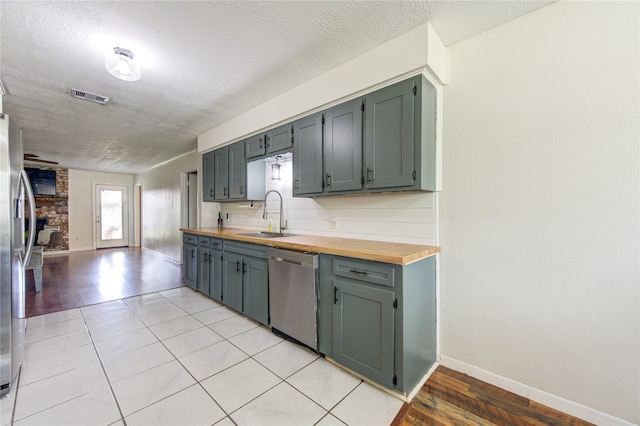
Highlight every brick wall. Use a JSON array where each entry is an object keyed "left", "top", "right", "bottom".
[{"left": 29, "top": 166, "right": 69, "bottom": 252}]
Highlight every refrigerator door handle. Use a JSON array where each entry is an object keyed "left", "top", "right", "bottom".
[{"left": 18, "top": 169, "right": 36, "bottom": 268}]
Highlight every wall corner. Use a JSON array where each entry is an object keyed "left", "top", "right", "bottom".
[{"left": 426, "top": 23, "right": 450, "bottom": 85}]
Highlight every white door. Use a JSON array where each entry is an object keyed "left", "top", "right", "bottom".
[{"left": 95, "top": 184, "right": 129, "bottom": 249}]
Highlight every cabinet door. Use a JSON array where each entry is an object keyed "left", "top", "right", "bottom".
[
  {"left": 364, "top": 78, "right": 415, "bottom": 189},
  {"left": 324, "top": 99, "right": 363, "bottom": 193},
  {"left": 197, "top": 248, "right": 210, "bottom": 295},
  {"left": 202, "top": 151, "right": 216, "bottom": 202},
  {"left": 222, "top": 252, "right": 243, "bottom": 312},
  {"left": 293, "top": 113, "right": 324, "bottom": 196},
  {"left": 245, "top": 134, "right": 266, "bottom": 159},
  {"left": 228, "top": 142, "right": 246, "bottom": 199},
  {"left": 242, "top": 256, "right": 269, "bottom": 325},
  {"left": 182, "top": 244, "right": 197, "bottom": 289},
  {"left": 266, "top": 124, "right": 293, "bottom": 154},
  {"left": 209, "top": 250, "right": 223, "bottom": 302},
  {"left": 333, "top": 279, "right": 395, "bottom": 388},
  {"left": 214, "top": 147, "right": 229, "bottom": 200}
]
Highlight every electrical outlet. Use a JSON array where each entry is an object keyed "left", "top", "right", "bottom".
[{"left": 329, "top": 216, "right": 337, "bottom": 230}]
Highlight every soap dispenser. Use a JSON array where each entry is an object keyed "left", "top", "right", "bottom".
[{"left": 268, "top": 216, "right": 273, "bottom": 233}]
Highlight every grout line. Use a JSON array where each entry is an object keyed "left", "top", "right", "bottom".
[{"left": 79, "top": 305, "right": 130, "bottom": 426}]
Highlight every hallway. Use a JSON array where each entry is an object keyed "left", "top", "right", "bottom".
[{"left": 25, "top": 248, "right": 184, "bottom": 317}]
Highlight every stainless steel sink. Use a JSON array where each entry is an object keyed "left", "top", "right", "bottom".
[{"left": 237, "top": 232, "right": 296, "bottom": 239}]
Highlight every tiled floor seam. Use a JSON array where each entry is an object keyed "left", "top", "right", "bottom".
[{"left": 79, "top": 307, "right": 129, "bottom": 426}]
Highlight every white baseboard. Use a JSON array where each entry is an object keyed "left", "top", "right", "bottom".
[
  {"left": 42, "top": 250, "right": 69, "bottom": 256},
  {"left": 439, "top": 356, "right": 635, "bottom": 426},
  {"left": 141, "top": 247, "right": 180, "bottom": 265}
]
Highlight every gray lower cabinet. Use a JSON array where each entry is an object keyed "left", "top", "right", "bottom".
[
  {"left": 222, "top": 251, "right": 243, "bottom": 312},
  {"left": 318, "top": 254, "right": 437, "bottom": 394},
  {"left": 197, "top": 237, "right": 211, "bottom": 295},
  {"left": 222, "top": 241, "right": 269, "bottom": 325},
  {"left": 198, "top": 236, "right": 223, "bottom": 300},
  {"left": 333, "top": 278, "right": 395, "bottom": 388},
  {"left": 182, "top": 233, "right": 198, "bottom": 289},
  {"left": 209, "top": 241, "right": 223, "bottom": 301}
]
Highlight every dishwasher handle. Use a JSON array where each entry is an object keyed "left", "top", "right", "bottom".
[
  {"left": 268, "top": 248, "right": 318, "bottom": 269},
  {"left": 272, "top": 256, "right": 302, "bottom": 266}
]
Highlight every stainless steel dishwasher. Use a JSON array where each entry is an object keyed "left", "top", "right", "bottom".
[{"left": 268, "top": 248, "right": 319, "bottom": 350}]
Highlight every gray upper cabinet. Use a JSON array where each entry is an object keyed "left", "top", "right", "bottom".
[
  {"left": 245, "top": 133, "right": 266, "bottom": 159},
  {"left": 214, "top": 146, "right": 229, "bottom": 200},
  {"left": 364, "top": 78, "right": 415, "bottom": 190},
  {"left": 245, "top": 124, "right": 293, "bottom": 160},
  {"left": 202, "top": 151, "right": 215, "bottom": 202},
  {"left": 293, "top": 113, "right": 324, "bottom": 196},
  {"left": 324, "top": 98, "right": 363, "bottom": 193},
  {"left": 208, "top": 141, "right": 254, "bottom": 201},
  {"left": 266, "top": 124, "right": 293, "bottom": 154},
  {"left": 291, "top": 74, "right": 436, "bottom": 198},
  {"left": 364, "top": 75, "right": 437, "bottom": 192},
  {"left": 228, "top": 142, "right": 246, "bottom": 199}
]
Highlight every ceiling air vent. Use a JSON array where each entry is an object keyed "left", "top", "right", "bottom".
[{"left": 70, "top": 88, "right": 110, "bottom": 105}]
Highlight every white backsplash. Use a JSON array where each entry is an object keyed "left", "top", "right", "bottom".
[{"left": 209, "top": 156, "right": 437, "bottom": 246}]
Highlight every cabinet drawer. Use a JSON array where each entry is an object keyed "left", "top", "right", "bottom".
[
  {"left": 332, "top": 257, "right": 395, "bottom": 287},
  {"left": 198, "top": 236, "right": 211, "bottom": 248},
  {"left": 183, "top": 233, "right": 197, "bottom": 245},
  {"left": 210, "top": 238, "right": 223, "bottom": 250},
  {"left": 224, "top": 241, "right": 268, "bottom": 259}
]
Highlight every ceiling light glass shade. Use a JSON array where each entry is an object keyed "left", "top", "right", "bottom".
[
  {"left": 271, "top": 162, "right": 282, "bottom": 180},
  {"left": 105, "top": 47, "right": 141, "bottom": 81}
]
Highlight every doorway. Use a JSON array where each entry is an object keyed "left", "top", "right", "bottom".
[
  {"left": 182, "top": 171, "right": 198, "bottom": 228},
  {"left": 95, "top": 184, "right": 129, "bottom": 249}
]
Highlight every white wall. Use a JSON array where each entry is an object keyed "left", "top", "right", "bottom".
[
  {"left": 221, "top": 156, "right": 436, "bottom": 245},
  {"left": 135, "top": 152, "right": 198, "bottom": 262},
  {"left": 440, "top": 2, "right": 639, "bottom": 424},
  {"left": 198, "top": 22, "right": 448, "bottom": 153},
  {"left": 68, "top": 169, "right": 134, "bottom": 251}
]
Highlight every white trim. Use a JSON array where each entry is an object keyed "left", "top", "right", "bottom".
[
  {"left": 42, "top": 250, "right": 69, "bottom": 256},
  {"left": 439, "top": 356, "right": 636, "bottom": 426},
  {"left": 141, "top": 247, "right": 180, "bottom": 266}
]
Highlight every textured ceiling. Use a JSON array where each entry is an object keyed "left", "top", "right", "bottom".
[{"left": 0, "top": 1, "right": 553, "bottom": 174}]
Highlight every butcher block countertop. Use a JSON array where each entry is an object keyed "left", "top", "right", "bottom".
[{"left": 180, "top": 227, "right": 440, "bottom": 265}]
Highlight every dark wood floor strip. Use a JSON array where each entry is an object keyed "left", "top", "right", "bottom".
[{"left": 396, "top": 366, "right": 595, "bottom": 426}]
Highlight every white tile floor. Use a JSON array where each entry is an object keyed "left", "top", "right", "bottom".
[{"left": 1, "top": 287, "right": 404, "bottom": 426}]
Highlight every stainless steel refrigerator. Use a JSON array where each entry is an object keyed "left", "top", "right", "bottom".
[{"left": 1, "top": 113, "right": 36, "bottom": 397}]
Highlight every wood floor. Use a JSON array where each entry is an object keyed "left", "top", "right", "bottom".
[
  {"left": 393, "top": 366, "right": 594, "bottom": 426},
  {"left": 25, "top": 247, "right": 185, "bottom": 317}
]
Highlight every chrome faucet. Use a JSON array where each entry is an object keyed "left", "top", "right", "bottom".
[{"left": 263, "top": 190, "right": 285, "bottom": 234}]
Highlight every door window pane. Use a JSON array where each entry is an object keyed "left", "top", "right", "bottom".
[{"left": 101, "top": 190, "right": 123, "bottom": 240}]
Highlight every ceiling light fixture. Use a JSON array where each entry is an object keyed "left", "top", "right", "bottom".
[{"left": 105, "top": 47, "right": 141, "bottom": 82}]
